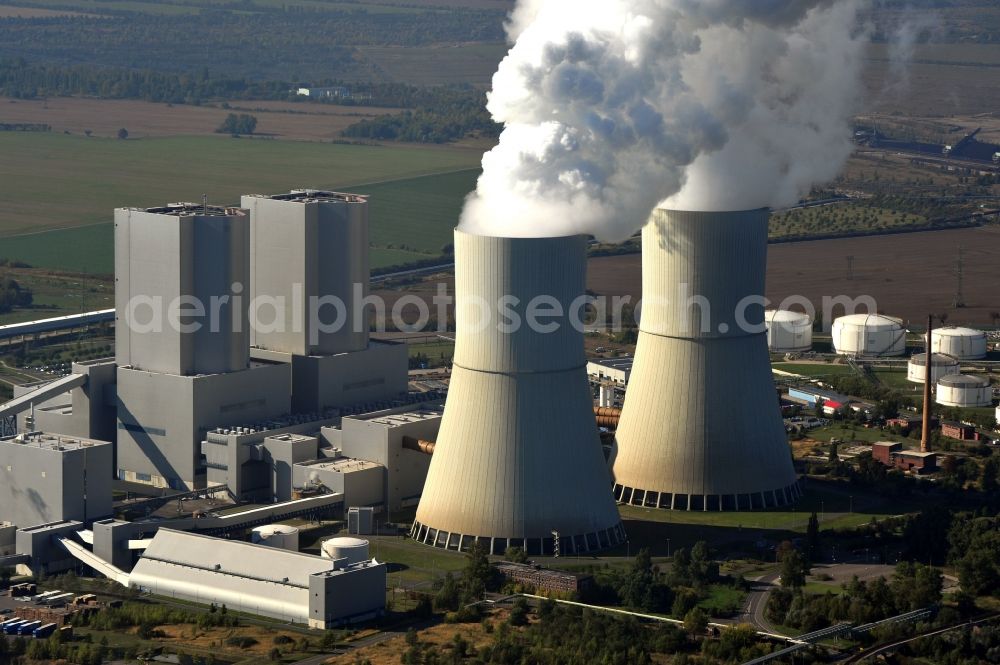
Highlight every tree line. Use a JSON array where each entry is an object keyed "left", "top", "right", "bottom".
[
  {"left": 341, "top": 94, "right": 499, "bottom": 144},
  {"left": 0, "top": 9, "right": 504, "bottom": 81}
]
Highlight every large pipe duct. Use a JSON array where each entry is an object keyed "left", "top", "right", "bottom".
[
  {"left": 611, "top": 209, "right": 800, "bottom": 511},
  {"left": 412, "top": 230, "right": 626, "bottom": 556},
  {"left": 594, "top": 407, "right": 621, "bottom": 429},
  {"left": 402, "top": 436, "right": 436, "bottom": 455}
]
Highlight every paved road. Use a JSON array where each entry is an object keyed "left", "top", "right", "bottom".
[{"left": 741, "top": 572, "right": 780, "bottom": 634}]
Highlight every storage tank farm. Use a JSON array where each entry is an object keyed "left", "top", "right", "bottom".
[
  {"left": 611, "top": 208, "right": 800, "bottom": 511},
  {"left": 412, "top": 230, "right": 626, "bottom": 555}
]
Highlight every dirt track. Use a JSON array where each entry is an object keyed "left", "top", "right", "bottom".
[{"left": 586, "top": 225, "right": 1000, "bottom": 327}]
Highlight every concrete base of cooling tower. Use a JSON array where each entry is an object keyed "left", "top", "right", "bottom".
[
  {"left": 610, "top": 330, "right": 800, "bottom": 510},
  {"left": 613, "top": 479, "right": 802, "bottom": 512},
  {"left": 409, "top": 520, "right": 628, "bottom": 556}
]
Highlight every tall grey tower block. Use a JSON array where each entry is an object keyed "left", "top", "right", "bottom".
[
  {"left": 242, "top": 191, "right": 406, "bottom": 415},
  {"left": 114, "top": 204, "right": 290, "bottom": 490}
]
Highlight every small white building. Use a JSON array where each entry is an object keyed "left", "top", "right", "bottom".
[
  {"left": 587, "top": 357, "right": 633, "bottom": 386},
  {"left": 296, "top": 86, "right": 350, "bottom": 100}
]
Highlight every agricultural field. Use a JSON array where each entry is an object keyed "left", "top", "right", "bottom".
[
  {"left": 586, "top": 224, "right": 1000, "bottom": 327},
  {"left": 359, "top": 42, "right": 507, "bottom": 86},
  {"left": 0, "top": 96, "right": 399, "bottom": 141},
  {"left": 0, "top": 132, "right": 483, "bottom": 269}
]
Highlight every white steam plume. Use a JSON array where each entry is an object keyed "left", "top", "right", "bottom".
[{"left": 460, "top": 0, "right": 869, "bottom": 241}]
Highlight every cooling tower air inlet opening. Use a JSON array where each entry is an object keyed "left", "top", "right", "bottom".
[
  {"left": 610, "top": 208, "right": 800, "bottom": 511},
  {"left": 411, "top": 230, "right": 625, "bottom": 555}
]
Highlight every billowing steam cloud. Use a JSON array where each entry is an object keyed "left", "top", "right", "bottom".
[{"left": 460, "top": 0, "right": 869, "bottom": 241}]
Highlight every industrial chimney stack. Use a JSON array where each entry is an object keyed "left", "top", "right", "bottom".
[
  {"left": 921, "top": 315, "right": 933, "bottom": 453},
  {"left": 611, "top": 208, "right": 800, "bottom": 511},
  {"left": 412, "top": 231, "right": 626, "bottom": 555}
]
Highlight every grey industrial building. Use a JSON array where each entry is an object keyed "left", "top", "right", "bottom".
[
  {"left": 0, "top": 432, "right": 112, "bottom": 530},
  {"left": 129, "top": 529, "right": 385, "bottom": 628}
]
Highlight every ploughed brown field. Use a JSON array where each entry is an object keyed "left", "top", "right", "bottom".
[
  {"left": 0, "top": 96, "right": 398, "bottom": 141},
  {"left": 586, "top": 225, "right": 1000, "bottom": 328}
]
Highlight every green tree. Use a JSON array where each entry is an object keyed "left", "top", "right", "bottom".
[
  {"left": 463, "top": 542, "right": 494, "bottom": 602},
  {"left": 981, "top": 456, "right": 1000, "bottom": 493},
  {"left": 779, "top": 549, "right": 809, "bottom": 589},
  {"left": 503, "top": 546, "right": 528, "bottom": 563},
  {"left": 806, "top": 512, "right": 821, "bottom": 561},
  {"left": 433, "top": 572, "right": 461, "bottom": 612},
  {"left": 683, "top": 607, "right": 708, "bottom": 635},
  {"left": 117, "top": 127, "right": 128, "bottom": 140}
]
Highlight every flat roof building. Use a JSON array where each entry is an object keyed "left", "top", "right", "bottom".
[
  {"left": 587, "top": 357, "right": 633, "bottom": 385},
  {"left": 0, "top": 432, "right": 112, "bottom": 529},
  {"left": 129, "top": 529, "right": 385, "bottom": 628}
]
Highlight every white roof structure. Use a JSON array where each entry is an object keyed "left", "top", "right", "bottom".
[
  {"left": 129, "top": 529, "right": 370, "bottom": 624},
  {"left": 612, "top": 209, "right": 800, "bottom": 511}
]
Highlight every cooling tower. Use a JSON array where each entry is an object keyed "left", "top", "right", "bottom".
[
  {"left": 412, "top": 231, "right": 626, "bottom": 555},
  {"left": 611, "top": 209, "right": 800, "bottom": 511}
]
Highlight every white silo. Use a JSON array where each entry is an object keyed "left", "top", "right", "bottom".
[
  {"left": 251, "top": 524, "right": 300, "bottom": 551},
  {"left": 907, "top": 353, "right": 960, "bottom": 384},
  {"left": 931, "top": 327, "right": 987, "bottom": 360},
  {"left": 831, "top": 314, "right": 906, "bottom": 357},
  {"left": 321, "top": 536, "right": 370, "bottom": 565},
  {"left": 936, "top": 374, "right": 992, "bottom": 408},
  {"left": 611, "top": 209, "right": 800, "bottom": 512},
  {"left": 412, "top": 231, "right": 626, "bottom": 554},
  {"left": 765, "top": 310, "right": 813, "bottom": 353}
]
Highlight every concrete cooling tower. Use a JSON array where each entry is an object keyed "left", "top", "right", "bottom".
[
  {"left": 412, "top": 231, "right": 626, "bottom": 555},
  {"left": 611, "top": 209, "right": 800, "bottom": 511}
]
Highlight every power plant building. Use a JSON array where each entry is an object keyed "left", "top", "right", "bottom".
[
  {"left": 413, "top": 231, "right": 625, "bottom": 554},
  {"left": 0, "top": 432, "right": 112, "bottom": 529},
  {"left": 242, "top": 191, "right": 407, "bottom": 415},
  {"left": 129, "top": 529, "right": 386, "bottom": 627},
  {"left": 611, "top": 209, "right": 800, "bottom": 511},
  {"left": 114, "top": 204, "right": 292, "bottom": 490}
]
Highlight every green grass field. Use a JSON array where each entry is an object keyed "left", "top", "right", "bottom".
[
  {"left": 0, "top": 133, "right": 482, "bottom": 234},
  {"left": 0, "top": 133, "right": 483, "bottom": 273}
]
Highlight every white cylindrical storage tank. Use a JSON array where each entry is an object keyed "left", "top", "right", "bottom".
[
  {"left": 320, "top": 536, "right": 369, "bottom": 565},
  {"left": 413, "top": 230, "right": 626, "bottom": 555},
  {"left": 612, "top": 209, "right": 800, "bottom": 512},
  {"left": 936, "top": 374, "right": 993, "bottom": 407},
  {"left": 931, "top": 327, "right": 988, "bottom": 360},
  {"left": 765, "top": 310, "right": 813, "bottom": 352},
  {"left": 831, "top": 313, "right": 906, "bottom": 357},
  {"left": 250, "top": 524, "right": 300, "bottom": 551},
  {"left": 907, "top": 353, "right": 960, "bottom": 384}
]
